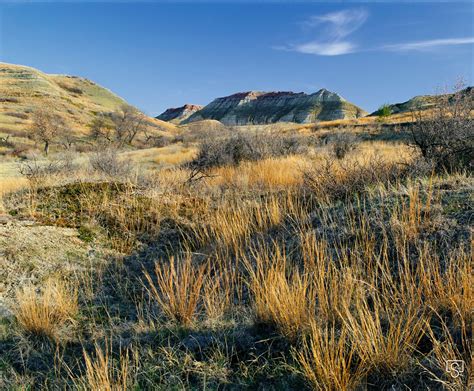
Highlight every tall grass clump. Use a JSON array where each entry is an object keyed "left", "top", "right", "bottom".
[
  {"left": 73, "top": 344, "right": 133, "bottom": 391},
  {"left": 144, "top": 254, "right": 207, "bottom": 326},
  {"left": 14, "top": 279, "right": 78, "bottom": 340},
  {"left": 245, "top": 245, "right": 316, "bottom": 340},
  {"left": 341, "top": 294, "right": 426, "bottom": 376},
  {"left": 294, "top": 322, "right": 366, "bottom": 391}
]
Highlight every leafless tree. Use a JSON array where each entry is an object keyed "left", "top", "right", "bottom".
[
  {"left": 110, "top": 105, "right": 147, "bottom": 147},
  {"left": 410, "top": 80, "right": 473, "bottom": 172},
  {"left": 89, "top": 113, "right": 114, "bottom": 142},
  {"left": 90, "top": 106, "right": 147, "bottom": 147},
  {"left": 29, "top": 109, "right": 66, "bottom": 155},
  {"left": 59, "top": 133, "right": 76, "bottom": 150}
]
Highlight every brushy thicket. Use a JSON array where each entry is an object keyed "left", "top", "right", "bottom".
[
  {"left": 410, "top": 84, "right": 473, "bottom": 172},
  {"left": 1, "top": 95, "right": 473, "bottom": 390},
  {"left": 188, "top": 130, "right": 303, "bottom": 170}
]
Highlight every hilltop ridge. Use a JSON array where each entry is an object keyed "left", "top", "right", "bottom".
[
  {"left": 156, "top": 104, "right": 203, "bottom": 123},
  {"left": 177, "top": 88, "right": 367, "bottom": 125}
]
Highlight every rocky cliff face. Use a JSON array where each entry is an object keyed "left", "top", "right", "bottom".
[
  {"left": 156, "top": 104, "right": 203, "bottom": 123},
  {"left": 183, "top": 89, "right": 366, "bottom": 125}
]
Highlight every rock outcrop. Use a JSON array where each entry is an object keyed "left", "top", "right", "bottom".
[
  {"left": 156, "top": 104, "right": 203, "bottom": 123},
  {"left": 182, "top": 89, "right": 366, "bottom": 125}
]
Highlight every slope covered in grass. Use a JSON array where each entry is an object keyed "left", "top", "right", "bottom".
[{"left": 0, "top": 62, "right": 175, "bottom": 138}]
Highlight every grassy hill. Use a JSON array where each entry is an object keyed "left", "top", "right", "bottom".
[{"left": 0, "top": 62, "right": 175, "bottom": 142}]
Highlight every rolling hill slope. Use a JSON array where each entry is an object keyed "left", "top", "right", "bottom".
[{"left": 0, "top": 62, "right": 174, "bottom": 137}]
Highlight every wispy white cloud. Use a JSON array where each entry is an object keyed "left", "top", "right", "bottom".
[
  {"left": 303, "top": 9, "right": 368, "bottom": 40},
  {"left": 278, "top": 8, "right": 474, "bottom": 57},
  {"left": 291, "top": 41, "right": 356, "bottom": 56},
  {"left": 383, "top": 37, "right": 474, "bottom": 51},
  {"left": 280, "top": 9, "right": 367, "bottom": 56}
]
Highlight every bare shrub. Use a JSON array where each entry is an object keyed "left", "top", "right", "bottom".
[
  {"left": 410, "top": 82, "right": 473, "bottom": 172},
  {"left": 18, "top": 154, "right": 78, "bottom": 211},
  {"left": 0, "top": 135, "right": 15, "bottom": 149},
  {"left": 89, "top": 148, "right": 133, "bottom": 178},
  {"left": 303, "top": 155, "right": 404, "bottom": 200},
  {"left": 330, "top": 132, "right": 358, "bottom": 159},
  {"left": 143, "top": 133, "right": 170, "bottom": 148},
  {"left": 58, "top": 82, "right": 83, "bottom": 95},
  {"left": 89, "top": 113, "right": 114, "bottom": 143},
  {"left": 188, "top": 131, "right": 301, "bottom": 178},
  {"left": 110, "top": 105, "right": 147, "bottom": 147}
]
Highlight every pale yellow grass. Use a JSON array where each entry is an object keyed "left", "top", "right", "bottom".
[
  {"left": 0, "top": 177, "right": 27, "bottom": 196},
  {"left": 0, "top": 177, "right": 27, "bottom": 212},
  {"left": 209, "top": 156, "right": 309, "bottom": 190},
  {"left": 73, "top": 344, "right": 132, "bottom": 391},
  {"left": 356, "top": 140, "right": 413, "bottom": 162},
  {"left": 153, "top": 145, "right": 197, "bottom": 165},
  {"left": 123, "top": 145, "right": 197, "bottom": 168},
  {"left": 245, "top": 245, "right": 316, "bottom": 340},
  {"left": 144, "top": 254, "right": 207, "bottom": 325}
]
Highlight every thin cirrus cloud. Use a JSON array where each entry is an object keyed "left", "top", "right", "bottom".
[
  {"left": 383, "top": 37, "right": 474, "bottom": 52},
  {"left": 280, "top": 9, "right": 368, "bottom": 56},
  {"left": 279, "top": 9, "right": 474, "bottom": 56}
]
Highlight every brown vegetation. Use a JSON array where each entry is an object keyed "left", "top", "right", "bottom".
[{"left": 0, "top": 94, "right": 472, "bottom": 389}]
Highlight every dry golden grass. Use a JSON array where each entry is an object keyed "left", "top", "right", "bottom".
[
  {"left": 342, "top": 295, "right": 426, "bottom": 374},
  {"left": 295, "top": 322, "right": 366, "bottom": 391},
  {"left": 190, "top": 192, "right": 306, "bottom": 254},
  {"left": 245, "top": 245, "right": 316, "bottom": 340},
  {"left": 3, "top": 136, "right": 471, "bottom": 389},
  {"left": 153, "top": 145, "right": 196, "bottom": 165},
  {"left": 0, "top": 177, "right": 28, "bottom": 212},
  {"left": 209, "top": 156, "right": 308, "bottom": 190},
  {"left": 0, "top": 177, "right": 27, "bottom": 197},
  {"left": 202, "top": 265, "right": 235, "bottom": 322},
  {"left": 423, "top": 316, "right": 473, "bottom": 389},
  {"left": 14, "top": 279, "right": 78, "bottom": 340},
  {"left": 144, "top": 254, "right": 207, "bottom": 325},
  {"left": 75, "top": 344, "right": 132, "bottom": 391},
  {"left": 417, "top": 247, "right": 473, "bottom": 325},
  {"left": 124, "top": 144, "right": 197, "bottom": 168}
]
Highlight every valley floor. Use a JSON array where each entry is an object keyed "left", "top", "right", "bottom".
[{"left": 0, "top": 127, "right": 472, "bottom": 390}]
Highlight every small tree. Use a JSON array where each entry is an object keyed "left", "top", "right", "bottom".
[
  {"left": 30, "top": 109, "right": 65, "bottom": 155},
  {"left": 89, "top": 113, "right": 114, "bottom": 143},
  {"left": 410, "top": 81, "right": 473, "bottom": 172},
  {"left": 110, "top": 105, "right": 147, "bottom": 147},
  {"left": 377, "top": 104, "right": 392, "bottom": 119}
]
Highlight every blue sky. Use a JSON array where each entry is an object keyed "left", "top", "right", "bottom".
[{"left": 0, "top": 1, "right": 472, "bottom": 115}]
